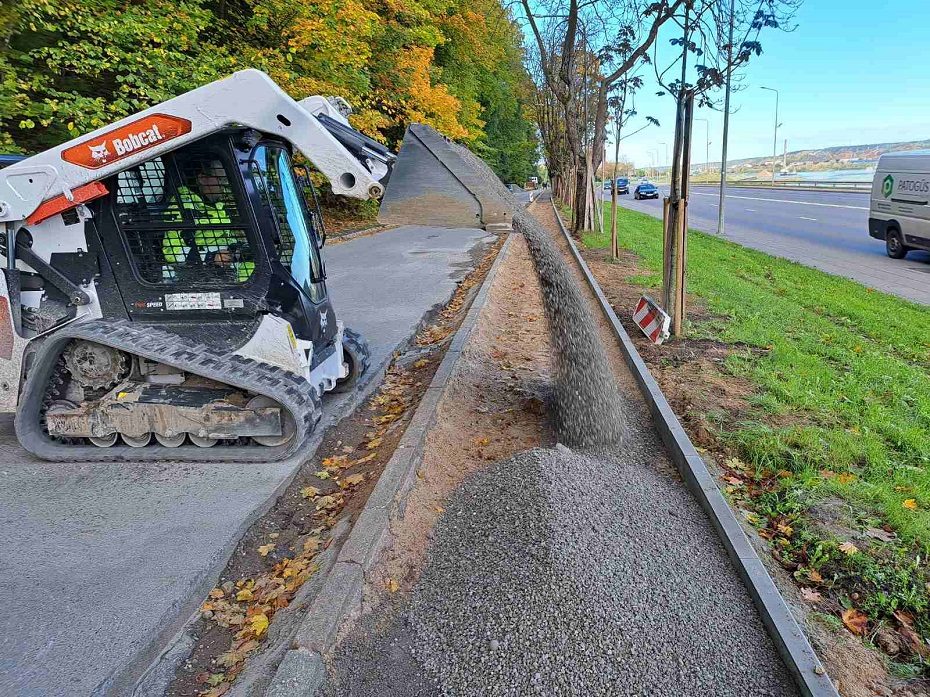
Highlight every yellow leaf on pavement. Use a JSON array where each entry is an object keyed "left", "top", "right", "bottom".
[
  {"left": 343, "top": 473, "right": 366, "bottom": 487},
  {"left": 236, "top": 588, "right": 253, "bottom": 602},
  {"left": 209, "top": 588, "right": 225, "bottom": 599},
  {"left": 257, "top": 544, "right": 275, "bottom": 557},
  {"left": 315, "top": 470, "right": 331, "bottom": 480},
  {"left": 300, "top": 486, "right": 320, "bottom": 499},
  {"left": 366, "top": 437, "right": 383, "bottom": 450},
  {"left": 386, "top": 578, "right": 399, "bottom": 593}
]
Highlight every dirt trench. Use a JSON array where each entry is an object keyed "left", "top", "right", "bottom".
[{"left": 371, "top": 231, "right": 557, "bottom": 593}]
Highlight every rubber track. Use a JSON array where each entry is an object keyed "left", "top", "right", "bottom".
[{"left": 15, "top": 319, "right": 322, "bottom": 462}]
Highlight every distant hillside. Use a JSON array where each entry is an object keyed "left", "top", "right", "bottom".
[{"left": 725, "top": 139, "right": 930, "bottom": 171}]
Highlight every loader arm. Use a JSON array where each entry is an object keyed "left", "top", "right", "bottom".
[{"left": 0, "top": 69, "right": 389, "bottom": 226}]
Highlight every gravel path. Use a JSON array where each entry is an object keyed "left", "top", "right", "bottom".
[{"left": 325, "top": 443, "right": 798, "bottom": 697}]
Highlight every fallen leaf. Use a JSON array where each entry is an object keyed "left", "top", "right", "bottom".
[
  {"left": 315, "top": 495, "right": 342, "bottom": 512},
  {"left": 903, "top": 499, "right": 918, "bottom": 510},
  {"left": 475, "top": 437, "right": 491, "bottom": 447},
  {"left": 203, "top": 683, "right": 230, "bottom": 697},
  {"left": 343, "top": 473, "right": 365, "bottom": 487},
  {"left": 820, "top": 469, "right": 836, "bottom": 479},
  {"left": 800, "top": 588, "right": 822, "bottom": 603},
  {"left": 322, "top": 456, "right": 350, "bottom": 470},
  {"left": 366, "top": 437, "right": 383, "bottom": 450},
  {"left": 777, "top": 470, "right": 793, "bottom": 479},
  {"left": 776, "top": 523, "right": 794, "bottom": 537},
  {"left": 413, "top": 358, "right": 430, "bottom": 368},
  {"left": 865, "top": 528, "right": 895, "bottom": 542},
  {"left": 386, "top": 578, "right": 399, "bottom": 593},
  {"left": 209, "top": 588, "right": 225, "bottom": 599},
  {"left": 841, "top": 608, "right": 868, "bottom": 636},
  {"left": 725, "top": 476, "right": 744, "bottom": 486},
  {"left": 257, "top": 544, "right": 275, "bottom": 557},
  {"left": 250, "top": 613, "right": 269, "bottom": 637},
  {"left": 434, "top": 505, "right": 445, "bottom": 514},
  {"left": 300, "top": 486, "right": 320, "bottom": 499},
  {"left": 217, "top": 649, "right": 244, "bottom": 667},
  {"left": 893, "top": 610, "right": 914, "bottom": 628},
  {"left": 808, "top": 568, "right": 824, "bottom": 583},
  {"left": 836, "top": 473, "right": 856, "bottom": 485},
  {"left": 206, "top": 671, "right": 227, "bottom": 686},
  {"left": 235, "top": 588, "right": 253, "bottom": 602},
  {"left": 838, "top": 541, "right": 859, "bottom": 556},
  {"left": 353, "top": 452, "right": 377, "bottom": 466},
  {"left": 302, "top": 536, "right": 321, "bottom": 554},
  {"left": 315, "top": 470, "right": 331, "bottom": 480}
]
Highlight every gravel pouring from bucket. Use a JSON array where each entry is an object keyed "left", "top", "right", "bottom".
[{"left": 380, "top": 123, "right": 626, "bottom": 446}]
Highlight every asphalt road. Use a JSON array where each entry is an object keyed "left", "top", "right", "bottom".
[
  {"left": 0, "top": 224, "right": 491, "bottom": 697},
  {"left": 603, "top": 184, "right": 930, "bottom": 305}
]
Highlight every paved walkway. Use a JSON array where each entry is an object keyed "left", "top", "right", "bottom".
[{"left": 0, "top": 224, "right": 491, "bottom": 697}]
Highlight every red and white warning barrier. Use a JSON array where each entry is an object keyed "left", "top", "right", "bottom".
[{"left": 632, "top": 295, "right": 671, "bottom": 345}]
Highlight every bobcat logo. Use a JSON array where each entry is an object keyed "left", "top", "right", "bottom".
[
  {"left": 319, "top": 310, "right": 328, "bottom": 331},
  {"left": 88, "top": 143, "right": 110, "bottom": 163}
]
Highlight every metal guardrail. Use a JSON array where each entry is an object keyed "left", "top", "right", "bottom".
[{"left": 692, "top": 179, "right": 871, "bottom": 193}]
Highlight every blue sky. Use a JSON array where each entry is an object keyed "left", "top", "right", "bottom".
[{"left": 596, "top": 1, "right": 930, "bottom": 168}]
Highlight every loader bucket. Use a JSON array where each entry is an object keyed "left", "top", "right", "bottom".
[{"left": 378, "top": 124, "right": 515, "bottom": 231}]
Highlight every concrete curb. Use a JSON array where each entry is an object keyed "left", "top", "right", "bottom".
[
  {"left": 549, "top": 198, "right": 839, "bottom": 697},
  {"left": 265, "top": 233, "right": 515, "bottom": 696},
  {"left": 130, "top": 363, "right": 388, "bottom": 697}
]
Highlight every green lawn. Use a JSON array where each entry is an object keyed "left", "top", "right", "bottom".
[
  {"left": 587, "top": 205, "right": 930, "bottom": 543},
  {"left": 583, "top": 205, "right": 930, "bottom": 644}
]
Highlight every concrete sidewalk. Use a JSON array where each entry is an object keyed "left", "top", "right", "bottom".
[{"left": 0, "top": 224, "right": 491, "bottom": 697}]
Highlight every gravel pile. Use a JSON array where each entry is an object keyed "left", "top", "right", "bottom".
[{"left": 327, "top": 445, "right": 798, "bottom": 696}]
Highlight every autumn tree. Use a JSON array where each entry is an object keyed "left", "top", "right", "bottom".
[{"left": 519, "top": 0, "right": 800, "bottom": 232}]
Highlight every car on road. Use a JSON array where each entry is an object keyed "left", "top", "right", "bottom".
[
  {"left": 633, "top": 181, "right": 659, "bottom": 200},
  {"left": 869, "top": 152, "right": 930, "bottom": 259},
  {"left": 507, "top": 183, "right": 523, "bottom": 193},
  {"left": 615, "top": 177, "right": 629, "bottom": 195}
]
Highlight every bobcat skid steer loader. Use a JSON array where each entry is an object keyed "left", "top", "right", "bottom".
[{"left": 0, "top": 69, "right": 396, "bottom": 462}]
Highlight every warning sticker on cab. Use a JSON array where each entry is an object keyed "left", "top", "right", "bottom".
[{"left": 165, "top": 292, "right": 222, "bottom": 311}]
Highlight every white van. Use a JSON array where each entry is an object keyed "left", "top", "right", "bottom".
[{"left": 869, "top": 152, "right": 930, "bottom": 258}]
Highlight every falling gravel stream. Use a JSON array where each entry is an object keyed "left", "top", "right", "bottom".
[{"left": 324, "top": 182, "right": 799, "bottom": 695}]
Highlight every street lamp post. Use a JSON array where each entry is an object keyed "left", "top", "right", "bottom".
[
  {"left": 760, "top": 86, "right": 780, "bottom": 185},
  {"left": 658, "top": 142, "right": 669, "bottom": 184},
  {"left": 694, "top": 118, "right": 710, "bottom": 173}
]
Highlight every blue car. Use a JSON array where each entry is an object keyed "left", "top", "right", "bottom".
[
  {"left": 615, "top": 177, "right": 630, "bottom": 194},
  {"left": 633, "top": 182, "right": 659, "bottom": 200}
]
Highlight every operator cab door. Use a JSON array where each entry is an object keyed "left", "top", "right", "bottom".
[{"left": 244, "top": 142, "right": 337, "bottom": 357}]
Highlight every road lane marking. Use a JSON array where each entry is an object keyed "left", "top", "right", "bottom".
[
  {"left": 799, "top": 216, "right": 818, "bottom": 221},
  {"left": 691, "top": 191, "right": 868, "bottom": 210},
  {"left": 745, "top": 208, "right": 756, "bottom": 212}
]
